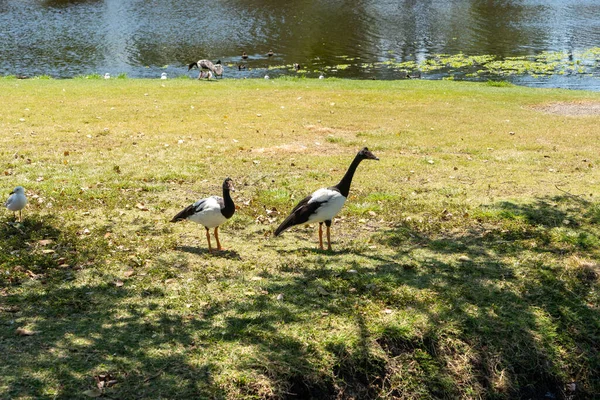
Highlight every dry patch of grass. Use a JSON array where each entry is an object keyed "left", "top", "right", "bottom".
[{"left": 530, "top": 101, "right": 600, "bottom": 115}]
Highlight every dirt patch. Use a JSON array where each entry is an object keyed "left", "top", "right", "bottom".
[
  {"left": 531, "top": 102, "right": 600, "bottom": 116},
  {"left": 251, "top": 142, "right": 346, "bottom": 155},
  {"left": 304, "top": 125, "right": 336, "bottom": 134},
  {"left": 252, "top": 143, "right": 309, "bottom": 154}
]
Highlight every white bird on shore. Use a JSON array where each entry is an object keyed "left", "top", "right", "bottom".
[
  {"left": 188, "top": 59, "right": 223, "bottom": 79},
  {"left": 274, "top": 148, "right": 379, "bottom": 250},
  {"left": 264, "top": 75, "right": 270, "bottom": 79},
  {"left": 104, "top": 73, "right": 110, "bottom": 79},
  {"left": 171, "top": 178, "right": 236, "bottom": 252},
  {"left": 161, "top": 72, "right": 167, "bottom": 80},
  {"left": 319, "top": 74, "right": 325, "bottom": 79},
  {"left": 5, "top": 186, "right": 27, "bottom": 222}
]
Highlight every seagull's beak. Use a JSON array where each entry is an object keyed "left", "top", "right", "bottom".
[{"left": 9, "top": 190, "right": 15, "bottom": 195}]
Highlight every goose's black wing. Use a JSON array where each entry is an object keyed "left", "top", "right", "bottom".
[
  {"left": 171, "top": 198, "right": 213, "bottom": 222},
  {"left": 274, "top": 194, "right": 324, "bottom": 236}
]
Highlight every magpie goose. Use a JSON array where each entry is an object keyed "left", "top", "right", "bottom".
[
  {"left": 5, "top": 186, "right": 27, "bottom": 222},
  {"left": 188, "top": 59, "right": 223, "bottom": 79},
  {"left": 274, "top": 147, "right": 379, "bottom": 250},
  {"left": 171, "top": 178, "right": 235, "bottom": 252}
]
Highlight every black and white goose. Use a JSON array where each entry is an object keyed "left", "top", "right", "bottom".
[
  {"left": 274, "top": 147, "right": 379, "bottom": 250},
  {"left": 188, "top": 59, "right": 223, "bottom": 79},
  {"left": 171, "top": 178, "right": 235, "bottom": 252}
]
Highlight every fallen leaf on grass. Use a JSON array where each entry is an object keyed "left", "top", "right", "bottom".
[
  {"left": 95, "top": 372, "right": 118, "bottom": 389},
  {"left": 316, "top": 286, "right": 329, "bottom": 296},
  {"left": 38, "top": 239, "right": 54, "bottom": 246},
  {"left": 26, "top": 270, "right": 40, "bottom": 279},
  {"left": 136, "top": 203, "right": 149, "bottom": 211},
  {"left": 83, "top": 389, "right": 103, "bottom": 398},
  {"left": 16, "top": 327, "right": 37, "bottom": 336},
  {"left": 265, "top": 207, "right": 278, "bottom": 216},
  {"left": 114, "top": 280, "right": 124, "bottom": 287},
  {"left": 123, "top": 268, "right": 135, "bottom": 277}
]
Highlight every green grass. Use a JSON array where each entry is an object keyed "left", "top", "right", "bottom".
[{"left": 1, "top": 77, "right": 599, "bottom": 399}]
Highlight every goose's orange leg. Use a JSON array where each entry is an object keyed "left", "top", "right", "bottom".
[
  {"left": 205, "top": 227, "right": 213, "bottom": 252},
  {"left": 318, "top": 222, "right": 324, "bottom": 250},
  {"left": 214, "top": 227, "right": 223, "bottom": 251}
]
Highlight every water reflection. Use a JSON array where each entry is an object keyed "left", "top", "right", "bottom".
[{"left": 0, "top": 0, "right": 598, "bottom": 89}]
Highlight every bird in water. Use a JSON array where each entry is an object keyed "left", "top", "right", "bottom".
[
  {"left": 274, "top": 148, "right": 379, "bottom": 250},
  {"left": 267, "top": 50, "right": 274, "bottom": 57},
  {"left": 188, "top": 59, "right": 223, "bottom": 79},
  {"left": 5, "top": 186, "right": 27, "bottom": 222},
  {"left": 171, "top": 178, "right": 235, "bottom": 252},
  {"left": 242, "top": 52, "right": 248, "bottom": 60}
]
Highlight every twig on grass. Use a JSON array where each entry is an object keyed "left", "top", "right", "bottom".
[{"left": 554, "top": 184, "right": 591, "bottom": 205}]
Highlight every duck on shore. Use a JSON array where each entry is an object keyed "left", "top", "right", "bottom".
[{"left": 188, "top": 59, "right": 223, "bottom": 79}]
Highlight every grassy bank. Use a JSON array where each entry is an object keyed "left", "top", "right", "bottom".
[{"left": 1, "top": 77, "right": 599, "bottom": 399}]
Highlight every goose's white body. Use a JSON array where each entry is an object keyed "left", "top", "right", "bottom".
[
  {"left": 306, "top": 188, "right": 346, "bottom": 223},
  {"left": 186, "top": 196, "right": 228, "bottom": 228},
  {"left": 5, "top": 186, "right": 27, "bottom": 212}
]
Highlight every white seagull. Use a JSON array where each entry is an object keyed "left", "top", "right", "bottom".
[
  {"left": 171, "top": 178, "right": 235, "bottom": 252},
  {"left": 274, "top": 147, "right": 379, "bottom": 250},
  {"left": 104, "top": 73, "right": 110, "bottom": 79},
  {"left": 161, "top": 72, "right": 167, "bottom": 80},
  {"left": 5, "top": 186, "right": 27, "bottom": 222},
  {"left": 188, "top": 59, "right": 223, "bottom": 79}
]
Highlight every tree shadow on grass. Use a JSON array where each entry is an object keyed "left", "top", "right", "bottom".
[
  {"left": 175, "top": 245, "right": 241, "bottom": 259},
  {"left": 2, "top": 196, "right": 598, "bottom": 399},
  {"left": 369, "top": 195, "right": 600, "bottom": 399}
]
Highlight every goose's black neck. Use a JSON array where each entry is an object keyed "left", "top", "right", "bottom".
[
  {"left": 333, "top": 154, "right": 364, "bottom": 198},
  {"left": 221, "top": 187, "right": 235, "bottom": 218}
]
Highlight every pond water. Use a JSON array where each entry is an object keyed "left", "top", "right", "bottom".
[{"left": 1, "top": 0, "right": 599, "bottom": 90}]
